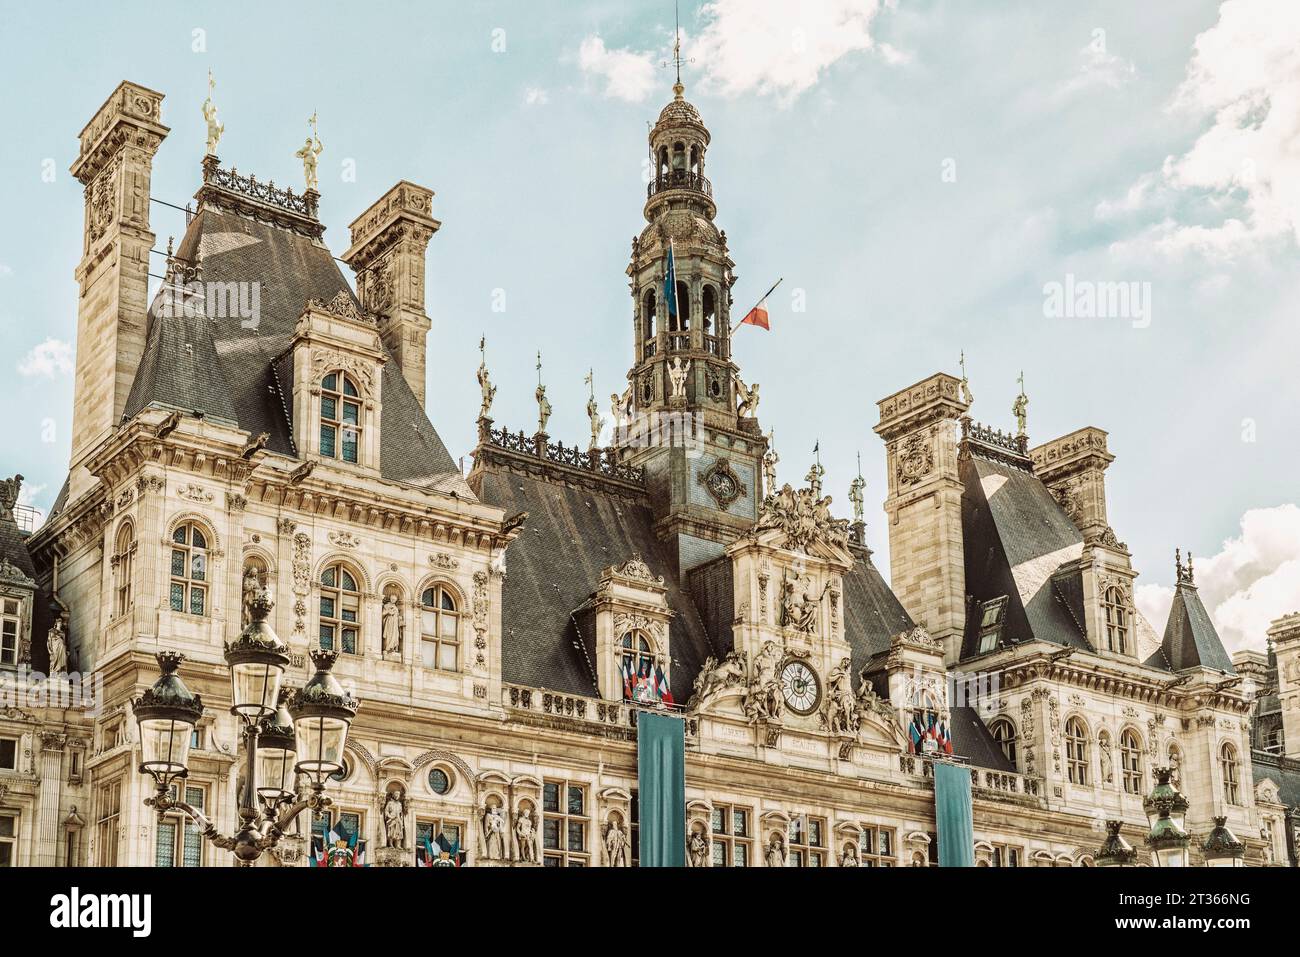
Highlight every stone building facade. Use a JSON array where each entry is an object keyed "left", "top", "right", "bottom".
[{"left": 0, "top": 78, "right": 1296, "bottom": 869}]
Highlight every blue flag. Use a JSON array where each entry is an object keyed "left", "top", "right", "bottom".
[{"left": 664, "top": 240, "right": 678, "bottom": 319}]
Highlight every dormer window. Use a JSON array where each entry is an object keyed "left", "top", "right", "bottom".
[
  {"left": 1104, "top": 586, "right": 1129, "bottom": 654},
  {"left": 320, "top": 372, "right": 362, "bottom": 464},
  {"left": 169, "top": 523, "right": 208, "bottom": 616},
  {"left": 0, "top": 597, "right": 20, "bottom": 666},
  {"left": 620, "top": 631, "right": 660, "bottom": 703},
  {"left": 977, "top": 596, "right": 1008, "bottom": 653}
]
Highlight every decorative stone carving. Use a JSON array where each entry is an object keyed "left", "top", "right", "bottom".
[
  {"left": 895, "top": 433, "right": 934, "bottom": 487},
  {"left": 780, "top": 567, "right": 826, "bottom": 634},
  {"left": 604, "top": 814, "right": 630, "bottom": 867},
  {"left": 821, "top": 657, "right": 859, "bottom": 736},
  {"left": 762, "top": 430, "right": 779, "bottom": 492},
  {"left": 381, "top": 592, "right": 403, "bottom": 658},
  {"left": 46, "top": 618, "right": 68, "bottom": 675},
  {"left": 689, "top": 649, "right": 747, "bottom": 710},
  {"left": 291, "top": 533, "right": 312, "bottom": 635},
  {"left": 481, "top": 802, "right": 508, "bottom": 861},
  {"left": 310, "top": 348, "right": 375, "bottom": 395},
  {"left": 241, "top": 564, "right": 267, "bottom": 630},
  {"left": 430, "top": 552, "right": 459, "bottom": 570},
  {"left": 765, "top": 831, "right": 787, "bottom": 868},
  {"left": 668, "top": 356, "right": 690, "bottom": 399},
  {"left": 382, "top": 785, "right": 408, "bottom": 848},
  {"left": 841, "top": 842, "right": 860, "bottom": 867},
  {"left": 698, "top": 458, "right": 746, "bottom": 510},
  {"left": 734, "top": 373, "right": 760, "bottom": 418},
  {"left": 614, "top": 555, "right": 664, "bottom": 586},
  {"left": 687, "top": 824, "right": 709, "bottom": 867},
  {"left": 514, "top": 807, "right": 539, "bottom": 863},
  {"left": 328, "top": 531, "right": 360, "bottom": 549},
  {"left": 754, "top": 483, "right": 850, "bottom": 553},
  {"left": 743, "top": 640, "right": 783, "bottom": 723},
  {"left": 177, "top": 483, "right": 214, "bottom": 504}
]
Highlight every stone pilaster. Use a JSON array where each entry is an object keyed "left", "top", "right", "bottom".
[
  {"left": 35, "top": 731, "right": 66, "bottom": 867},
  {"left": 1268, "top": 612, "right": 1300, "bottom": 760}
]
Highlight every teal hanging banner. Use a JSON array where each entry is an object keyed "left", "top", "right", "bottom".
[
  {"left": 933, "top": 761, "right": 974, "bottom": 867},
  {"left": 637, "top": 712, "right": 685, "bottom": 867}
]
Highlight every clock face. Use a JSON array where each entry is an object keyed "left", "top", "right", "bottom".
[{"left": 780, "top": 660, "right": 821, "bottom": 715}]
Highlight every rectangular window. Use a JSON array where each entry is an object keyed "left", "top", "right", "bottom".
[
  {"left": 0, "top": 738, "right": 16, "bottom": 771},
  {"left": 990, "top": 842, "right": 1022, "bottom": 867},
  {"left": 542, "top": 779, "right": 589, "bottom": 866},
  {"left": 341, "top": 428, "right": 358, "bottom": 464},
  {"left": 189, "top": 586, "right": 205, "bottom": 617},
  {"left": 156, "top": 785, "right": 206, "bottom": 867},
  {"left": 415, "top": 819, "right": 466, "bottom": 866},
  {"left": 0, "top": 813, "right": 14, "bottom": 867},
  {"left": 320, "top": 424, "right": 337, "bottom": 458},
  {"left": 0, "top": 613, "right": 17, "bottom": 666},
  {"left": 95, "top": 781, "right": 121, "bottom": 867},
  {"left": 858, "top": 824, "right": 897, "bottom": 867},
  {"left": 788, "top": 814, "right": 826, "bottom": 867},
  {"left": 710, "top": 803, "right": 752, "bottom": 867}
]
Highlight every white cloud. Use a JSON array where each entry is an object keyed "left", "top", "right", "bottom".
[
  {"left": 1135, "top": 504, "right": 1300, "bottom": 654},
  {"left": 1058, "top": 32, "right": 1137, "bottom": 99},
  {"left": 523, "top": 86, "right": 549, "bottom": 107},
  {"left": 0, "top": 263, "right": 13, "bottom": 277},
  {"left": 577, "top": 1, "right": 903, "bottom": 104},
  {"left": 17, "top": 338, "right": 73, "bottom": 378},
  {"left": 16, "top": 483, "right": 45, "bottom": 508},
  {"left": 577, "top": 36, "right": 659, "bottom": 103},
  {"left": 1108, "top": 0, "right": 1300, "bottom": 257}
]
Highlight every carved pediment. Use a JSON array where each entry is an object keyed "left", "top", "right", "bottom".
[
  {"left": 306, "top": 290, "right": 377, "bottom": 327},
  {"left": 752, "top": 483, "right": 851, "bottom": 556}
]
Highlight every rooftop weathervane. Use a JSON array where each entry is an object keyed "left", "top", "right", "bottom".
[{"left": 660, "top": 0, "right": 694, "bottom": 98}]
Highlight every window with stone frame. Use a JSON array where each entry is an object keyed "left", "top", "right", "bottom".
[
  {"left": 787, "top": 814, "right": 827, "bottom": 867},
  {"left": 1120, "top": 729, "right": 1144, "bottom": 795},
  {"left": 0, "top": 597, "right": 19, "bottom": 665},
  {"left": 415, "top": 817, "right": 467, "bottom": 866},
  {"left": 319, "top": 563, "right": 361, "bottom": 655},
  {"left": 1220, "top": 743, "right": 1241, "bottom": 806},
  {"left": 989, "top": 841, "right": 1021, "bottom": 867},
  {"left": 0, "top": 811, "right": 15, "bottom": 867},
  {"left": 620, "top": 630, "right": 658, "bottom": 703},
  {"left": 156, "top": 783, "right": 206, "bottom": 867},
  {"left": 542, "top": 779, "right": 589, "bottom": 867},
  {"left": 989, "top": 717, "right": 1017, "bottom": 768},
  {"left": 95, "top": 780, "right": 121, "bottom": 867},
  {"left": 0, "top": 737, "right": 17, "bottom": 771},
  {"left": 313, "top": 808, "right": 364, "bottom": 855},
  {"left": 168, "top": 523, "right": 209, "bottom": 616},
  {"left": 1065, "top": 717, "right": 1090, "bottom": 786},
  {"left": 710, "top": 802, "right": 752, "bottom": 867},
  {"left": 113, "top": 520, "right": 135, "bottom": 618},
  {"left": 420, "top": 584, "right": 460, "bottom": 671},
  {"left": 319, "top": 371, "right": 362, "bottom": 464},
  {"left": 1104, "top": 585, "right": 1129, "bottom": 654},
  {"left": 858, "top": 824, "right": 896, "bottom": 866}
]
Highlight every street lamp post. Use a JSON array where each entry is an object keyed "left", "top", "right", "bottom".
[
  {"left": 1095, "top": 820, "right": 1138, "bottom": 867},
  {"left": 1143, "top": 766, "right": 1191, "bottom": 867},
  {"left": 1201, "top": 816, "right": 1246, "bottom": 867},
  {"left": 132, "top": 594, "right": 359, "bottom": 866}
]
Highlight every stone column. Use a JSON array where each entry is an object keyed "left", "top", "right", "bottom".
[{"left": 35, "top": 731, "right": 66, "bottom": 867}]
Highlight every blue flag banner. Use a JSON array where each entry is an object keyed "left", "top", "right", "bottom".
[
  {"left": 933, "top": 761, "right": 974, "bottom": 867},
  {"left": 663, "top": 241, "right": 678, "bottom": 319},
  {"left": 636, "top": 712, "right": 685, "bottom": 867}
]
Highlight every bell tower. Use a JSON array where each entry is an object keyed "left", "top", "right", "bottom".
[{"left": 619, "top": 69, "right": 767, "bottom": 575}]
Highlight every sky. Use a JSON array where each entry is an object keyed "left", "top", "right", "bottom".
[{"left": 1, "top": 0, "right": 1298, "bottom": 653}]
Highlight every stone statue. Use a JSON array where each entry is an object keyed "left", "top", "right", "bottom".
[
  {"left": 823, "top": 657, "right": 859, "bottom": 736},
  {"left": 295, "top": 114, "right": 323, "bottom": 191},
  {"left": 535, "top": 384, "right": 552, "bottom": 435},
  {"left": 514, "top": 807, "right": 539, "bottom": 863},
  {"left": 240, "top": 566, "right": 264, "bottom": 630},
  {"left": 848, "top": 475, "right": 865, "bottom": 526},
  {"left": 687, "top": 828, "right": 709, "bottom": 867},
  {"left": 382, "top": 787, "right": 407, "bottom": 848},
  {"left": 202, "top": 71, "right": 224, "bottom": 156},
  {"left": 668, "top": 357, "right": 690, "bottom": 399},
  {"left": 755, "top": 483, "right": 850, "bottom": 554},
  {"left": 46, "top": 618, "right": 68, "bottom": 675},
  {"left": 477, "top": 359, "right": 496, "bottom": 421},
  {"left": 604, "top": 819, "right": 629, "bottom": 867},
  {"left": 841, "top": 842, "right": 860, "bottom": 867},
  {"left": 765, "top": 832, "right": 787, "bottom": 868},
  {"left": 1012, "top": 374, "right": 1028, "bottom": 437},
  {"left": 781, "top": 568, "right": 826, "bottom": 634},
  {"left": 734, "top": 373, "right": 759, "bottom": 418},
  {"left": 762, "top": 431, "right": 779, "bottom": 492},
  {"left": 587, "top": 394, "right": 605, "bottom": 451},
  {"left": 0, "top": 474, "right": 21, "bottom": 518},
  {"left": 744, "top": 640, "right": 783, "bottom": 722},
  {"left": 1169, "top": 750, "right": 1182, "bottom": 789},
  {"left": 381, "top": 593, "right": 402, "bottom": 658},
  {"left": 690, "top": 649, "right": 747, "bottom": 709},
  {"left": 482, "top": 804, "right": 507, "bottom": 860},
  {"left": 1099, "top": 738, "right": 1113, "bottom": 785}
]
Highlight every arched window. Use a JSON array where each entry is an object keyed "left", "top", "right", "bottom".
[
  {"left": 689, "top": 144, "right": 701, "bottom": 176},
  {"left": 1065, "top": 717, "right": 1089, "bottom": 786},
  {"left": 702, "top": 284, "right": 717, "bottom": 333},
  {"left": 671, "top": 141, "right": 686, "bottom": 172},
  {"left": 621, "top": 632, "right": 656, "bottom": 702},
  {"left": 1120, "top": 729, "right": 1143, "bottom": 795},
  {"left": 989, "top": 718, "right": 1017, "bottom": 767},
  {"left": 114, "top": 521, "right": 136, "bottom": 618},
  {"left": 319, "top": 562, "right": 361, "bottom": 655},
  {"left": 420, "top": 584, "right": 460, "bottom": 671},
  {"left": 320, "top": 372, "right": 362, "bottom": 464},
  {"left": 671, "top": 280, "right": 691, "bottom": 332},
  {"left": 169, "top": 523, "right": 208, "bottom": 616},
  {"left": 657, "top": 146, "right": 669, "bottom": 182},
  {"left": 1104, "top": 586, "right": 1129, "bottom": 654},
  {"left": 643, "top": 288, "right": 656, "bottom": 340},
  {"left": 1220, "top": 743, "right": 1240, "bottom": 806}
]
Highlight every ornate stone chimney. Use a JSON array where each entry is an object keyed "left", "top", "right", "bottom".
[
  {"left": 1267, "top": 612, "right": 1300, "bottom": 760},
  {"left": 1029, "top": 427, "right": 1114, "bottom": 539},
  {"left": 342, "top": 181, "right": 440, "bottom": 409},
  {"left": 68, "top": 81, "right": 168, "bottom": 500}
]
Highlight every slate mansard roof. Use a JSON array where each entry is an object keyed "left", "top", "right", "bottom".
[{"left": 123, "top": 204, "right": 463, "bottom": 492}]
